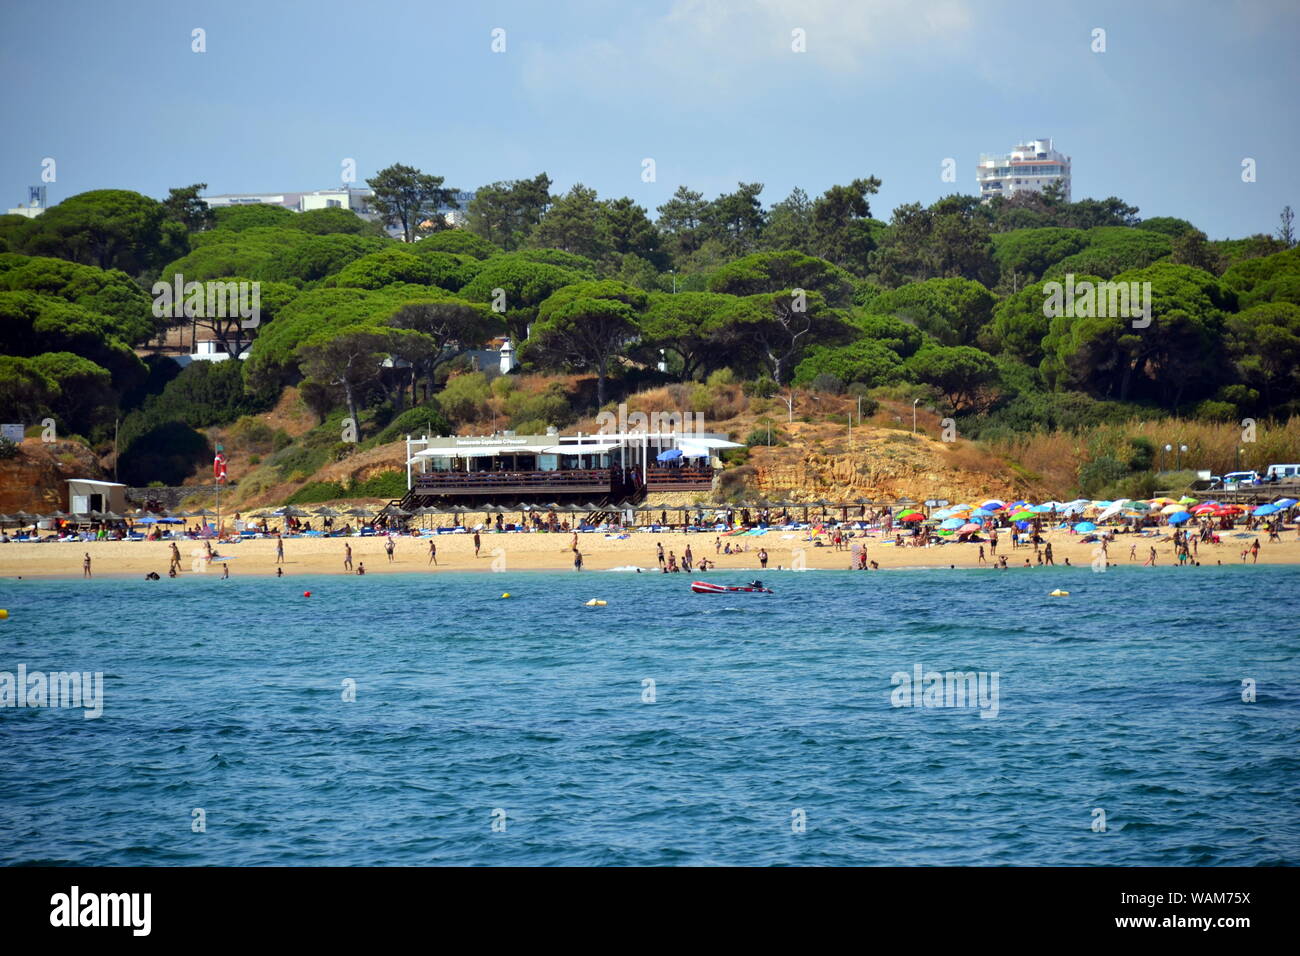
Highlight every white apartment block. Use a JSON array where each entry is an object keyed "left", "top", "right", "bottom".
[{"left": 976, "top": 138, "right": 1071, "bottom": 202}]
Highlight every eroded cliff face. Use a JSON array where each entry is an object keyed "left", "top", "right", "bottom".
[
  {"left": 0, "top": 440, "right": 105, "bottom": 513},
  {"left": 742, "top": 422, "right": 1034, "bottom": 504}
]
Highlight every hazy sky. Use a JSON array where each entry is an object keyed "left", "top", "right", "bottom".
[{"left": 2, "top": 0, "right": 1296, "bottom": 238}]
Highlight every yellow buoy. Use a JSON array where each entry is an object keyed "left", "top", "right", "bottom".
[
  {"left": 584, "top": 599, "right": 607, "bottom": 607},
  {"left": 0, "top": 608, "right": 8, "bottom": 619},
  {"left": 1049, "top": 589, "right": 1069, "bottom": 597},
  {"left": 501, "top": 592, "right": 511, "bottom": 599}
]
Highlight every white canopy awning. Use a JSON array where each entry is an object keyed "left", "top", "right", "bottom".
[
  {"left": 679, "top": 437, "right": 743, "bottom": 450},
  {"left": 541, "top": 443, "right": 623, "bottom": 455},
  {"left": 411, "top": 444, "right": 554, "bottom": 458}
]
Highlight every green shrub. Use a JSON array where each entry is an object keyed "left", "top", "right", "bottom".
[
  {"left": 287, "top": 480, "right": 347, "bottom": 504},
  {"left": 743, "top": 376, "right": 779, "bottom": 398},
  {"left": 349, "top": 470, "right": 407, "bottom": 499},
  {"left": 0, "top": 435, "right": 18, "bottom": 459},
  {"left": 370, "top": 403, "right": 453, "bottom": 446},
  {"left": 436, "top": 372, "right": 491, "bottom": 425}
]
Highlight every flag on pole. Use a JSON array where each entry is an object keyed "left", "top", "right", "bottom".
[{"left": 214, "top": 451, "right": 228, "bottom": 484}]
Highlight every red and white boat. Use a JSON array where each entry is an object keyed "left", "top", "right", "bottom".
[{"left": 690, "top": 580, "right": 774, "bottom": 594}]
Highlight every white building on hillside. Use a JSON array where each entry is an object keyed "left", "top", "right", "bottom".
[{"left": 976, "top": 138, "right": 1071, "bottom": 202}]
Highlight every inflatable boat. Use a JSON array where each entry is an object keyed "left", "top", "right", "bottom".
[{"left": 690, "top": 580, "right": 773, "bottom": 594}]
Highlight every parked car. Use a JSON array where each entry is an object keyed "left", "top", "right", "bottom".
[
  {"left": 1222, "top": 470, "right": 1261, "bottom": 488},
  {"left": 1264, "top": 464, "right": 1300, "bottom": 482}
]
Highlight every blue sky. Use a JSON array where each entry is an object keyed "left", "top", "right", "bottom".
[{"left": 2, "top": 0, "right": 1296, "bottom": 238}]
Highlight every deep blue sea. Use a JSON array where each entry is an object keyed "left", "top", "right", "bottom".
[{"left": 1, "top": 564, "right": 1297, "bottom": 866}]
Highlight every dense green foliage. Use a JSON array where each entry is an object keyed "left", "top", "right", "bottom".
[{"left": 3, "top": 170, "right": 1297, "bottom": 492}]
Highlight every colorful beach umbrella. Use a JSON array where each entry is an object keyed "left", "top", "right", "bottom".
[
  {"left": 1160, "top": 503, "right": 1188, "bottom": 515},
  {"left": 1011, "top": 509, "right": 1035, "bottom": 520},
  {"left": 1074, "top": 521, "right": 1097, "bottom": 533},
  {"left": 958, "top": 522, "right": 981, "bottom": 534},
  {"left": 900, "top": 511, "right": 925, "bottom": 522}
]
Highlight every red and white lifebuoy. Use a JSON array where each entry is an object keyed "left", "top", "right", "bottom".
[{"left": 213, "top": 452, "right": 228, "bottom": 483}]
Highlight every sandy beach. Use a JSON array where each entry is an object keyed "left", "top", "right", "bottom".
[{"left": 2, "top": 526, "right": 1296, "bottom": 579}]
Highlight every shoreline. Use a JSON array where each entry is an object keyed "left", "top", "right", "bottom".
[{"left": 2, "top": 527, "right": 1295, "bottom": 580}]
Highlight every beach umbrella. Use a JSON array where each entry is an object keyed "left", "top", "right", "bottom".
[
  {"left": 949, "top": 503, "right": 973, "bottom": 512},
  {"left": 191, "top": 508, "right": 215, "bottom": 517},
  {"left": 958, "top": 522, "right": 981, "bottom": 534},
  {"left": 1031, "top": 504, "right": 1054, "bottom": 513},
  {"left": 1178, "top": 496, "right": 1199, "bottom": 505},
  {"left": 1253, "top": 503, "right": 1280, "bottom": 516},
  {"left": 1160, "top": 503, "right": 1187, "bottom": 515},
  {"left": 1127, "top": 501, "right": 1152, "bottom": 512},
  {"left": 1073, "top": 521, "right": 1097, "bottom": 533},
  {"left": 980, "top": 500, "right": 1004, "bottom": 510},
  {"left": 1167, "top": 511, "right": 1192, "bottom": 525},
  {"left": 971, "top": 508, "right": 995, "bottom": 518},
  {"left": 899, "top": 511, "right": 925, "bottom": 523},
  {"left": 1010, "top": 509, "right": 1034, "bottom": 521},
  {"left": 1190, "top": 503, "right": 1218, "bottom": 514},
  {"left": 940, "top": 517, "right": 965, "bottom": 529},
  {"left": 1274, "top": 497, "right": 1297, "bottom": 508}
]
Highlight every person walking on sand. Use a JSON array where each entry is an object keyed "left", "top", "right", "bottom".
[
  {"left": 1251, "top": 539, "right": 1261, "bottom": 563},
  {"left": 385, "top": 536, "right": 395, "bottom": 563},
  {"left": 1129, "top": 542, "right": 1137, "bottom": 562},
  {"left": 1144, "top": 546, "right": 1157, "bottom": 567},
  {"left": 344, "top": 542, "right": 353, "bottom": 572},
  {"left": 684, "top": 544, "right": 693, "bottom": 571},
  {"left": 428, "top": 540, "right": 437, "bottom": 566},
  {"left": 657, "top": 541, "right": 665, "bottom": 568},
  {"left": 978, "top": 545, "right": 987, "bottom": 566},
  {"left": 758, "top": 548, "right": 768, "bottom": 569},
  {"left": 169, "top": 542, "right": 181, "bottom": 574},
  {"left": 573, "top": 549, "right": 583, "bottom": 571},
  {"left": 83, "top": 552, "right": 91, "bottom": 578},
  {"left": 275, "top": 534, "right": 284, "bottom": 565},
  {"left": 1044, "top": 542, "right": 1054, "bottom": 566},
  {"left": 473, "top": 531, "right": 481, "bottom": 558}
]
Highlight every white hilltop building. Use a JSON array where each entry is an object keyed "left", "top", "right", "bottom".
[{"left": 976, "top": 138, "right": 1071, "bottom": 202}]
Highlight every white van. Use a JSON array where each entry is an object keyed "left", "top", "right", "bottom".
[
  {"left": 1265, "top": 464, "right": 1300, "bottom": 482},
  {"left": 1222, "top": 471, "right": 1260, "bottom": 488}
]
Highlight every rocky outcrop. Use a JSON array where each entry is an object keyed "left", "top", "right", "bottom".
[{"left": 0, "top": 440, "right": 105, "bottom": 513}]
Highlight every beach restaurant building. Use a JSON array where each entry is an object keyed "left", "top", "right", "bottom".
[{"left": 401, "top": 430, "right": 743, "bottom": 505}]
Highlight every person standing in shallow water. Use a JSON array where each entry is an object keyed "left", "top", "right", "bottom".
[{"left": 758, "top": 548, "right": 768, "bottom": 569}]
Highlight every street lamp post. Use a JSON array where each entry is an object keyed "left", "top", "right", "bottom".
[
  {"left": 1163, "top": 443, "right": 1172, "bottom": 472},
  {"left": 1178, "top": 444, "right": 1188, "bottom": 471},
  {"left": 913, "top": 398, "right": 921, "bottom": 434}
]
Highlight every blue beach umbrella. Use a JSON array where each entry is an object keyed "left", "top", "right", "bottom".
[
  {"left": 1031, "top": 504, "right": 1055, "bottom": 513},
  {"left": 1253, "top": 503, "right": 1280, "bottom": 516},
  {"left": 1015, "top": 520, "right": 1030, "bottom": 530},
  {"left": 1167, "top": 511, "right": 1192, "bottom": 525},
  {"left": 1274, "top": 497, "right": 1297, "bottom": 508},
  {"left": 1073, "top": 521, "right": 1097, "bottom": 533},
  {"left": 940, "top": 518, "right": 965, "bottom": 529},
  {"left": 656, "top": 448, "right": 682, "bottom": 461},
  {"left": 971, "top": 508, "right": 995, "bottom": 518}
]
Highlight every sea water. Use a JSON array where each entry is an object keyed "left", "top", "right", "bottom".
[{"left": 1, "top": 564, "right": 1296, "bottom": 866}]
